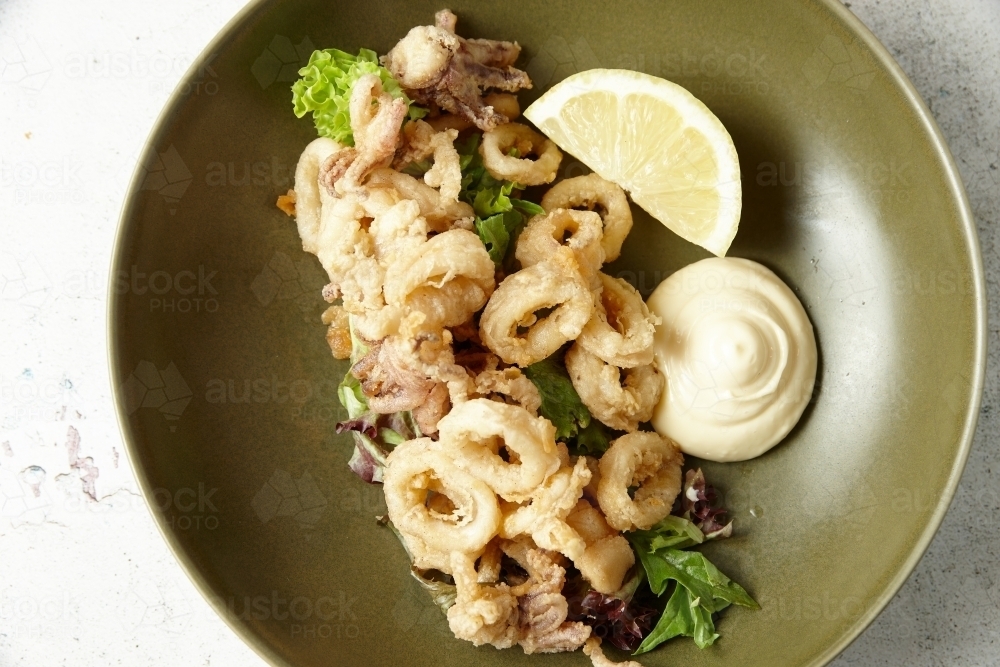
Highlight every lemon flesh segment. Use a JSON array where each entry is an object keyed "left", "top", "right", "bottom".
[{"left": 525, "top": 69, "right": 741, "bottom": 257}]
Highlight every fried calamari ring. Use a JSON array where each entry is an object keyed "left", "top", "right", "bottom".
[
  {"left": 540, "top": 174, "right": 633, "bottom": 262},
  {"left": 515, "top": 208, "right": 606, "bottom": 281},
  {"left": 384, "top": 438, "right": 501, "bottom": 555},
  {"left": 498, "top": 458, "right": 592, "bottom": 560},
  {"left": 577, "top": 273, "right": 658, "bottom": 368},
  {"left": 480, "top": 123, "right": 562, "bottom": 186},
  {"left": 480, "top": 249, "right": 595, "bottom": 367},
  {"left": 398, "top": 279, "right": 492, "bottom": 333},
  {"left": 399, "top": 531, "right": 460, "bottom": 573},
  {"left": 313, "top": 190, "right": 387, "bottom": 318},
  {"left": 293, "top": 137, "right": 341, "bottom": 254},
  {"left": 596, "top": 432, "right": 684, "bottom": 532},
  {"left": 437, "top": 399, "right": 560, "bottom": 501},
  {"left": 383, "top": 229, "right": 495, "bottom": 330},
  {"left": 565, "top": 343, "right": 662, "bottom": 432}
]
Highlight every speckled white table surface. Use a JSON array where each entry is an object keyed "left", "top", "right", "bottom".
[{"left": 1, "top": 0, "right": 997, "bottom": 665}]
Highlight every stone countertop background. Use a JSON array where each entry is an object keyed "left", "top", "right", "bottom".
[{"left": 0, "top": 0, "right": 996, "bottom": 665}]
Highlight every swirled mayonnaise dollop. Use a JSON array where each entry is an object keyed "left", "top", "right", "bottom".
[{"left": 647, "top": 257, "right": 817, "bottom": 462}]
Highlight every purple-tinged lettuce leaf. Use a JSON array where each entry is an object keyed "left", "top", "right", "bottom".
[
  {"left": 345, "top": 432, "right": 388, "bottom": 483},
  {"left": 681, "top": 468, "right": 733, "bottom": 540},
  {"left": 336, "top": 414, "right": 378, "bottom": 439},
  {"left": 335, "top": 317, "right": 421, "bottom": 483},
  {"left": 565, "top": 568, "right": 658, "bottom": 651}
]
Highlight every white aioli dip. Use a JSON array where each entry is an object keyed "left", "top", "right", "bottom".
[{"left": 647, "top": 257, "right": 817, "bottom": 462}]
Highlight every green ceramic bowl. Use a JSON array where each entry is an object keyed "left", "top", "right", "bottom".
[{"left": 109, "top": 0, "right": 986, "bottom": 665}]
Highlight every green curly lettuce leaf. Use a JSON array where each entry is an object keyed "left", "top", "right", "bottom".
[
  {"left": 475, "top": 211, "right": 525, "bottom": 265},
  {"left": 291, "top": 48, "right": 426, "bottom": 145},
  {"left": 456, "top": 133, "right": 545, "bottom": 266}
]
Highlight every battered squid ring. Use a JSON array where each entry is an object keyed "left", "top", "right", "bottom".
[
  {"left": 479, "top": 249, "right": 595, "bottom": 367},
  {"left": 498, "top": 457, "right": 592, "bottom": 560},
  {"left": 383, "top": 229, "right": 495, "bottom": 330},
  {"left": 293, "top": 137, "right": 341, "bottom": 254},
  {"left": 596, "top": 432, "right": 684, "bottom": 531},
  {"left": 515, "top": 209, "right": 606, "bottom": 281},
  {"left": 384, "top": 437, "right": 501, "bottom": 555},
  {"left": 437, "top": 399, "right": 560, "bottom": 501},
  {"left": 540, "top": 174, "right": 633, "bottom": 262},
  {"left": 480, "top": 122, "right": 562, "bottom": 186},
  {"left": 564, "top": 343, "right": 663, "bottom": 432},
  {"left": 577, "top": 273, "right": 658, "bottom": 368}
]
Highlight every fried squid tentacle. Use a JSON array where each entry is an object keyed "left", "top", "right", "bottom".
[
  {"left": 382, "top": 10, "right": 532, "bottom": 132},
  {"left": 319, "top": 73, "right": 408, "bottom": 197}
]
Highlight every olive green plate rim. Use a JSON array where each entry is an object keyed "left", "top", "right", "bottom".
[{"left": 107, "top": 0, "right": 988, "bottom": 665}]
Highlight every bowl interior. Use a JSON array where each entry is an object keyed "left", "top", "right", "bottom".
[{"left": 110, "top": 1, "right": 983, "bottom": 666}]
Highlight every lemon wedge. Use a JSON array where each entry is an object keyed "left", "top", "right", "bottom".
[{"left": 524, "top": 69, "right": 741, "bottom": 256}]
